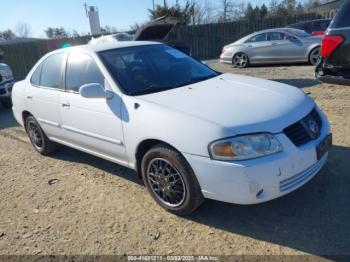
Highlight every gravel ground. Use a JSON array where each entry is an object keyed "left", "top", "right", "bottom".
[{"left": 0, "top": 62, "right": 349, "bottom": 259}]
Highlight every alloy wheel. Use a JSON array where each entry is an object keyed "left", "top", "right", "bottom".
[
  {"left": 27, "top": 120, "right": 44, "bottom": 150},
  {"left": 233, "top": 53, "right": 248, "bottom": 68},
  {"left": 147, "top": 158, "right": 186, "bottom": 207},
  {"left": 310, "top": 48, "right": 320, "bottom": 65}
]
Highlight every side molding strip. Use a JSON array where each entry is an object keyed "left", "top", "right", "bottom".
[{"left": 61, "top": 125, "right": 124, "bottom": 146}]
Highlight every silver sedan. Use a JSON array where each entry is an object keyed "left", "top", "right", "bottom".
[{"left": 220, "top": 28, "right": 322, "bottom": 68}]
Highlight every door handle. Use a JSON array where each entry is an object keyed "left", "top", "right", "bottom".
[
  {"left": 61, "top": 102, "right": 70, "bottom": 108},
  {"left": 247, "top": 45, "right": 253, "bottom": 48},
  {"left": 26, "top": 95, "right": 33, "bottom": 100},
  {"left": 271, "top": 43, "right": 278, "bottom": 46}
]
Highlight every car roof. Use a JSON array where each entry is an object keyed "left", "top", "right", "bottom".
[{"left": 55, "top": 41, "right": 161, "bottom": 54}]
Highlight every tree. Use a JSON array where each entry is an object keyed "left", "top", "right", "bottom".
[
  {"left": 217, "top": 0, "right": 245, "bottom": 22},
  {"left": 148, "top": 0, "right": 194, "bottom": 24},
  {"left": 296, "top": 2, "right": 304, "bottom": 15},
  {"left": 0, "top": 29, "right": 16, "bottom": 42},
  {"left": 101, "top": 25, "right": 118, "bottom": 34},
  {"left": 283, "top": 0, "right": 297, "bottom": 16},
  {"left": 45, "top": 27, "right": 70, "bottom": 39},
  {"left": 252, "top": 6, "right": 261, "bottom": 19},
  {"left": 14, "top": 22, "right": 31, "bottom": 37},
  {"left": 260, "top": 4, "right": 268, "bottom": 18},
  {"left": 244, "top": 3, "right": 254, "bottom": 20},
  {"left": 72, "top": 30, "right": 80, "bottom": 38},
  {"left": 268, "top": 0, "right": 279, "bottom": 16}
]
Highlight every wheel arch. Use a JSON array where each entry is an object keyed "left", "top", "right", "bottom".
[
  {"left": 22, "top": 110, "right": 33, "bottom": 131},
  {"left": 308, "top": 45, "right": 321, "bottom": 57},
  {"left": 135, "top": 139, "right": 181, "bottom": 178}
]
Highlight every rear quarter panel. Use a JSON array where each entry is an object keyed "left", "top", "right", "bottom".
[
  {"left": 327, "top": 28, "right": 350, "bottom": 67},
  {"left": 11, "top": 80, "right": 27, "bottom": 126}
]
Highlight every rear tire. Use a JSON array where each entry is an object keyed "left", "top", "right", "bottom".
[
  {"left": 232, "top": 53, "right": 249, "bottom": 68},
  {"left": 309, "top": 47, "right": 321, "bottom": 65},
  {"left": 25, "top": 115, "right": 58, "bottom": 155},
  {"left": 141, "top": 144, "right": 204, "bottom": 215}
]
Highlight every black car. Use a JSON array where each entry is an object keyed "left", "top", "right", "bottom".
[
  {"left": 287, "top": 19, "right": 331, "bottom": 36},
  {"left": 315, "top": 1, "right": 350, "bottom": 85},
  {"left": 133, "top": 16, "right": 191, "bottom": 56}
]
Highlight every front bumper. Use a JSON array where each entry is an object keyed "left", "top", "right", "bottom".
[
  {"left": 0, "top": 80, "right": 14, "bottom": 100},
  {"left": 183, "top": 111, "right": 331, "bottom": 205}
]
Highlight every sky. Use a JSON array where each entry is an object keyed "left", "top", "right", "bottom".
[{"left": 1, "top": 0, "right": 282, "bottom": 38}]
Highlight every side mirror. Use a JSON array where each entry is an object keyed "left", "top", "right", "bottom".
[{"left": 79, "top": 83, "right": 114, "bottom": 99}]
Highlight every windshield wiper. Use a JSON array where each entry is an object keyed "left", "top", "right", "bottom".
[
  {"left": 132, "top": 75, "right": 217, "bottom": 96},
  {"left": 177, "top": 75, "right": 217, "bottom": 87},
  {"left": 133, "top": 84, "right": 179, "bottom": 96}
]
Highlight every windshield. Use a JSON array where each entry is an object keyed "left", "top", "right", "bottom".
[
  {"left": 99, "top": 44, "right": 218, "bottom": 95},
  {"left": 284, "top": 28, "right": 310, "bottom": 38}
]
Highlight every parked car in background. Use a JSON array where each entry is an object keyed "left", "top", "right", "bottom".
[
  {"left": 0, "top": 63, "right": 14, "bottom": 108},
  {"left": 220, "top": 28, "right": 322, "bottom": 68},
  {"left": 88, "top": 33, "right": 133, "bottom": 45},
  {"left": 287, "top": 19, "right": 331, "bottom": 36},
  {"left": 12, "top": 41, "right": 331, "bottom": 215},
  {"left": 133, "top": 16, "right": 191, "bottom": 56},
  {"left": 316, "top": 1, "right": 350, "bottom": 86}
]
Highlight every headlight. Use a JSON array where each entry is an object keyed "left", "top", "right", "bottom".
[{"left": 209, "top": 133, "right": 282, "bottom": 161}]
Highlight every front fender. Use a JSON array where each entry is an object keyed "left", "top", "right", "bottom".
[{"left": 121, "top": 96, "right": 229, "bottom": 165}]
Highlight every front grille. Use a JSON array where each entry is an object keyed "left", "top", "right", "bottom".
[
  {"left": 283, "top": 108, "right": 322, "bottom": 147},
  {"left": 0, "top": 88, "right": 6, "bottom": 95}
]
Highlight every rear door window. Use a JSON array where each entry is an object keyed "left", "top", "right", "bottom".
[
  {"left": 330, "top": 2, "right": 350, "bottom": 28},
  {"left": 268, "top": 32, "right": 286, "bottom": 41},
  {"left": 40, "top": 53, "right": 66, "bottom": 89},
  {"left": 247, "top": 33, "right": 267, "bottom": 43}
]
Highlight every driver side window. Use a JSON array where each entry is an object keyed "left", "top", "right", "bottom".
[{"left": 65, "top": 52, "right": 104, "bottom": 93}]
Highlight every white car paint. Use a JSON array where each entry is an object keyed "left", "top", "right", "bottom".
[{"left": 11, "top": 41, "right": 330, "bottom": 205}]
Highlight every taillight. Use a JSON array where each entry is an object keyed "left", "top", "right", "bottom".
[
  {"left": 312, "top": 31, "right": 324, "bottom": 36},
  {"left": 321, "top": 35, "right": 344, "bottom": 58}
]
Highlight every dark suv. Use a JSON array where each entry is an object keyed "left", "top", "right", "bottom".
[
  {"left": 288, "top": 19, "right": 331, "bottom": 36},
  {"left": 315, "top": 1, "right": 350, "bottom": 85}
]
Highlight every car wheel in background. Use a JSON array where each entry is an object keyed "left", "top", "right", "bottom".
[
  {"left": 309, "top": 47, "right": 321, "bottom": 65},
  {"left": 232, "top": 53, "right": 249, "bottom": 68},
  {"left": 25, "top": 115, "right": 58, "bottom": 155},
  {"left": 141, "top": 144, "right": 204, "bottom": 215}
]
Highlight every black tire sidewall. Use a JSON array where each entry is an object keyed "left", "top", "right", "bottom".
[
  {"left": 25, "top": 116, "right": 47, "bottom": 154},
  {"left": 141, "top": 145, "right": 203, "bottom": 215}
]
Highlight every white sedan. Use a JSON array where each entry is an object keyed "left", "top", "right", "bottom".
[{"left": 11, "top": 41, "right": 332, "bottom": 215}]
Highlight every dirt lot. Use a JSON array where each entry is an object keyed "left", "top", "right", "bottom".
[{"left": 0, "top": 62, "right": 349, "bottom": 259}]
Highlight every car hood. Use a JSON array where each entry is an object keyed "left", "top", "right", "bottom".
[{"left": 138, "top": 73, "right": 315, "bottom": 134}]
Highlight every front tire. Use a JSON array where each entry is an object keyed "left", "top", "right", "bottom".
[
  {"left": 141, "top": 144, "right": 204, "bottom": 215},
  {"left": 309, "top": 47, "right": 321, "bottom": 66},
  {"left": 232, "top": 53, "right": 249, "bottom": 68},
  {"left": 25, "top": 115, "right": 58, "bottom": 155}
]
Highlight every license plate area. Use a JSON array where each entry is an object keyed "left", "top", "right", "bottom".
[{"left": 316, "top": 134, "right": 332, "bottom": 160}]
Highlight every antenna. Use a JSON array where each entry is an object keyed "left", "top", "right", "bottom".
[{"left": 83, "top": 2, "right": 88, "bottom": 17}]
